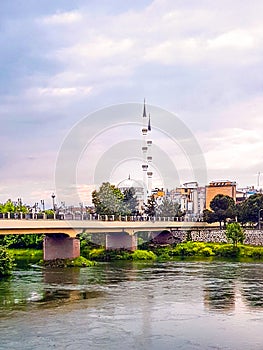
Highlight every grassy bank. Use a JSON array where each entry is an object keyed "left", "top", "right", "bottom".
[
  {"left": 7, "top": 248, "right": 96, "bottom": 268},
  {"left": 8, "top": 248, "right": 43, "bottom": 260},
  {"left": 82, "top": 242, "right": 263, "bottom": 262},
  {"left": 6, "top": 243, "right": 263, "bottom": 267}
]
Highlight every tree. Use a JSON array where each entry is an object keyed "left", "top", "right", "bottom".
[
  {"left": 92, "top": 182, "right": 124, "bottom": 216},
  {"left": 204, "top": 194, "right": 236, "bottom": 228},
  {"left": 236, "top": 194, "right": 263, "bottom": 225},
  {"left": 0, "top": 199, "right": 28, "bottom": 214},
  {"left": 0, "top": 234, "right": 43, "bottom": 249},
  {"left": 226, "top": 222, "right": 245, "bottom": 247},
  {"left": 203, "top": 209, "right": 217, "bottom": 223},
  {"left": 156, "top": 197, "right": 183, "bottom": 218},
  {"left": 122, "top": 187, "right": 139, "bottom": 215},
  {"left": 144, "top": 195, "right": 157, "bottom": 218}
]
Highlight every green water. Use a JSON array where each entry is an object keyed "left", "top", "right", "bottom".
[{"left": 0, "top": 260, "right": 263, "bottom": 349}]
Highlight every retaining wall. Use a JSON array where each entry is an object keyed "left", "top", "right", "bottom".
[{"left": 172, "top": 230, "right": 263, "bottom": 246}]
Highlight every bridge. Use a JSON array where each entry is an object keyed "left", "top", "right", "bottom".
[{"left": 0, "top": 217, "right": 217, "bottom": 261}]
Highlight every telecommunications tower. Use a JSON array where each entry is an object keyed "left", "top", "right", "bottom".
[{"left": 141, "top": 99, "right": 153, "bottom": 203}]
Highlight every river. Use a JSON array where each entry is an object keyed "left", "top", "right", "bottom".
[{"left": 0, "top": 260, "right": 263, "bottom": 349}]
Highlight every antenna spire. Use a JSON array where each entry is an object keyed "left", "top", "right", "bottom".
[
  {"left": 148, "top": 113, "right": 151, "bottom": 131},
  {"left": 143, "top": 98, "right": 147, "bottom": 118}
]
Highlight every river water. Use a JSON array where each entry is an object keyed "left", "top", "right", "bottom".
[{"left": 0, "top": 260, "right": 263, "bottom": 350}]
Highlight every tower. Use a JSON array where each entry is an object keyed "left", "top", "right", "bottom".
[{"left": 141, "top": 99, "right": 153, "bottom": 203}]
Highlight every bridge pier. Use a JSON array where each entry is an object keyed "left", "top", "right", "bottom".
[
  {"left": 43, "top": 234, "right": 80, "bottom": 261},
  {"left": 106, "top": 232, "right": 137, "bottom": 251}
]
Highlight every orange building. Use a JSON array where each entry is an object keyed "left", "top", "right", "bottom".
[{"left": 205, "top": 180, "right": 236, "bottom": 209}]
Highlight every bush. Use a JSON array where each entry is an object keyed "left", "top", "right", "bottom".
[
  {"left": 239, "top": 245, "right": 263, "bottom": 259},
  {"left": 67, "top": 256, "right": 96, "bottom": 267},
  {"left": 0, "top": 247, "right": 15, "bottom": 277},
  {"left": 132, "top": 250, "right": 157, "bottom": 260},
  {"left": 89, "top": 248, "right": 107, "bottom": 260},
  {"left": 43, "top": 256, "right": 96, "bottom": 268},
  {"left": 212, "top": 243, "right": 240, "bottom": 258},
  {"left": 170, "top": 242, "right": 216, "bottom": 257},
  {"left": 157, "top": 252, "right": 171, "bottom": 261}
]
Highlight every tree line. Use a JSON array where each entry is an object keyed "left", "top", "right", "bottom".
[
  {"left": 203, "top": 193, "right": 263, "bottom": 228},
  {"left": 93, "top": 183, "right": 263, "bottom": 228},
  {"left": 92, "top": 182, "right": 183, "bottom": 218}
]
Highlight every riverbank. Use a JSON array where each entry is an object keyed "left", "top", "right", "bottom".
[
  {"left": 81, "top": 242, "right": 263, "bottom": 262},
  {"left": 4, "top": 242, "right": 263, "bottom": 270}
]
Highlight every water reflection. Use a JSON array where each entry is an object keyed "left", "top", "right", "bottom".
[
  {"left": 1, "top": 261, "right": 263, "bottom": 350},
  {"left": 239, "top": 264, "right": 263, "bottom": 308},
  {"left": 203, "top": 263, "right": 237, "bottom": 311},
  {"left": 202, "top": 262, "right": 263, "bottom": 312},
  {"left": 1, "top": 261, "right": 263, "bottom": 314}
]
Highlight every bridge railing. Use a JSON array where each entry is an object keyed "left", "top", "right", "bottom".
[{"left": 0, "top": 212, "right": 203, "bottom": 222}]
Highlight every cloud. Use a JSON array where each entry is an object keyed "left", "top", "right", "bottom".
[
  {"left": 40, "top": 11, "right": 82, "bottom": 25},
  {"left": 1, "top": 0, "right": 263, "bottom": 202},
  {"left": 207, "top": 29, "right": 256, "bottom": 50}
]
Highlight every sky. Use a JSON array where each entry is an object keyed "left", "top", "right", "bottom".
[{"left": 1, "top": 0, "right": 263, "bottom": 207}]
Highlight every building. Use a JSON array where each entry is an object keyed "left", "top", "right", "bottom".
[
  {"left": 167, "top": 182, "right": 205, "bottom": 219},
  {"left": 205, "top": 180, "right": 236, "bottom": 209},
  {"left": 176, "top": 182, "right": 205, "bottom": 218}
]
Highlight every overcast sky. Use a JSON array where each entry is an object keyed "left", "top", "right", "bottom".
[{"left": 1, "top": 0, "right": 263, "bottom": 207}]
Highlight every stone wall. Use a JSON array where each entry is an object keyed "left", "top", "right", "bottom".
[{"left": 171, "top": 229, "right": 263, "bottom": 246}]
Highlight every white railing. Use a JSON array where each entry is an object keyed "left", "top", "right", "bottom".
[{"left": 0, "top": 212, "right": 202, "bottom": 222}]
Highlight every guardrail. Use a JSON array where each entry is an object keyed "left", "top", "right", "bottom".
[{"left": 0, "top": 212, "right": 203, "bottom": 223}]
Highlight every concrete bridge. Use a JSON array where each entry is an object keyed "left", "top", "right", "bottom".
[{"left": 0, "top": 218, "right": 217, "bottom": 261}]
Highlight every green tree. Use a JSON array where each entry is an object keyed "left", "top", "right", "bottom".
[
  {"left": 144, "top": 195, "right": 157, "bottom": 218},
  {"left": 236, "top": 194, "right": 263, "bottom": 225},
  {"left": 0, "top": 199, "right": 28, "bottom": 214},
  {"left": 204, "top": 194, "right": 236, "bottom": 228},
  {"left": 92, "top": 182, "right": 124, "bottom": 216},
  {"left": 226, "top": 222, "right": 245, "bottom": 247},
  {"left": 122, "top": 187, "right": 139, "bottom": 215},
  {"left": 0, "top": 199, "right": 15, "bottom": 213},
  {"left": 156, "top": 197, "right": 183, "bottom": 218},
  {"left": 0, "top": 234, "right": 43, "bottom": 249}
]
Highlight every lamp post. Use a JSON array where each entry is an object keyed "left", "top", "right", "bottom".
[
  {"left": 40, "top": 200, "right": 45, "bottom": 212},
  {"left": 258, "top": 208, "right": 263, "bottom": 230},
  {"left": 51, "top": 193, "right": 56, "bottom": 211}
]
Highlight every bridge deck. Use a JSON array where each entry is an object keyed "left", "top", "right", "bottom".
[{"left": 0, "top": 219, "right": 218, "bottom": 237}]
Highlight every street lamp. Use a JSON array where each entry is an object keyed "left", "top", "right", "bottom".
[
  {"left": 51, "top": 193, "right": 56, "bottom": 211},
  {"left": 40, "top": 200, "right": 45, "bottom": 212},
  {"left": 258, "top": 208, "right": 263, "bottom": 230}
]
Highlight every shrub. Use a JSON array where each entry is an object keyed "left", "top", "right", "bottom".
[
  {"left": 132, "top": 250, "right": 157, "bottom": 260},
  {"left": 157, "top": 252, "right": 171, "bottom": 261},
  {"left": 0, "top": 247, "right": 15, "bottom": 277},
  {"left": 67, "top": 256, "right": 96, "bottom": 267},
  {"left": 200, "top": 247, "right": 215, "bottom": 257},
  {"left": 212, "top": 244, "right": 240, "bottom": 258},
  {"left": 89, "top": 248, "right": 107, "bottom": 260}
]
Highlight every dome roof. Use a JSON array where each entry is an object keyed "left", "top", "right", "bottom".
[{"left": 117, "top": 176, "right": 144, "bottom": 190}]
